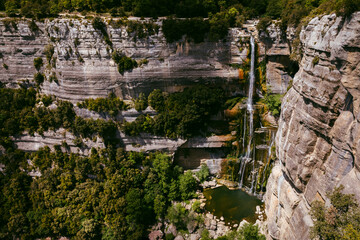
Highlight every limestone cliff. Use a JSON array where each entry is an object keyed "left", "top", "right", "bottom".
[
  {"left": 0, "top": 17, "right": 246, "bottom": 102},
  {"left": 265, "top": 12, "right": 360, "bottom": 239}
]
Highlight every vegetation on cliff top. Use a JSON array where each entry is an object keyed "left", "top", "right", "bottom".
[{"left": 310, "top": 185, "right": 360, "bottom": 239}]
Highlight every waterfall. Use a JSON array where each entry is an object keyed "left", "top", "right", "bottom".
[
  {"left": 261, "top": 131, "right": 275, "bottom": 186},
  {"left": 239, "top": 36, "right": 256, "bottom": 189}
]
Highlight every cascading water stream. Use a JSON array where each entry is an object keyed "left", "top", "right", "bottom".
[{"left": 239, "top": 36, "right": 255, "bottom": 189}]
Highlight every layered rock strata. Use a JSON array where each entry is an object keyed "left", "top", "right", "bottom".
[
  {"left": 0, "top": 17, "right": 246, "bottom": 101},
  {"left": 259, "top": 23, "right": 297, "bottom": 94},
  {"left": 265, "top": 12, "right": 360, "bottom": 239}
]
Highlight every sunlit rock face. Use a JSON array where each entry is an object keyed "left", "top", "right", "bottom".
[
  {"left": 258, "top": 22, "right": 297, "bottom": 95},
  {"left": 265, "top": 12, "right": 360, "bottom": 240},
  {"left": 0, "top": 17, "right": 247, "bottom": 102}
]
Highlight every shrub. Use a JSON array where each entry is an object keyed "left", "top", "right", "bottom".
[
  {"left": 40, "top": 95, "right": 54, "bottom": 107},
  {"left": 162, "top": 18, "right": 210, "bottom": 43},
  {"left": 312, "top": 56, "right": 319, "bottom": 66},
  {"left": 262, "top": 93, "right": 282, "bottom": 117},
  {"left": 77, "top": 92, "right": 128, "bottom": 117},
  {"left": 44, "top": 44, "right": 55, "bottom": 63},
  {"left": 28, "top": 20, "right": 39, "bottom": 33},
  {"left": 112, "top": 49, "right": 137, "bottom": 74},
  {"left": 196, "top": 164, "right": 210, "bottom": 183},
  {"left": 34, "top": 72, "right": 45, "bottom": 86},
  {"left": 49, "top": 72, "right": 58, "bottom": 84},
  {"left": 257, "top": 16, "right": 272, "bottom": 32},
  {"left": 134, "top": 93, "right": 148, "bottom": 112},
  {"left": 310, "top": 185, "right": 360, "bottom": 239},
  {"left": 33, "top": 57, "right": 43, "bottom": 71},
  {"left": 73, "top": 137, "right": 83, "bottom": 148}
]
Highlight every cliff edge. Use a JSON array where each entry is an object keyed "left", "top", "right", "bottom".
[{"left": 265, "top": 12, "right": 360, "bottom": 239}]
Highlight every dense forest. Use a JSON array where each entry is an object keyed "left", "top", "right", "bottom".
[
  {"left": 123, "top": 86, "right": 225, "bottom": 139},
  {"left": 1, "top": 0, "right": 359, "bottom": 26}
]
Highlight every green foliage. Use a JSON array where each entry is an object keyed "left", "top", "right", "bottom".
[
  {"left": 92, "top": 17, "right": 112, "bottom": 46},
  {"left": 33, "top": 57, "right": 43, "bottom": 71},
  {"left": 179, "top": 171, "right": 198, "bottom": 200},
  {"left": 28, "top": 20, "right": 39, "bottom": 33},
  {"left": 134, "top": 93, "right": 148, "bottom": 112},
  {"left": 3, "top": 63, "right": 8, "bottom": 70},
  {"left": 77, "top": 92, "right": 128, "bottom": 117},
  {"left": 196, "top": 164, "right": 210, "bottom": 183},
  {"left": 39, "top": 95, "right": 54, "bottom": 107},
  {"left": 34, "top": 72, "right": 45, "bottom": 86},
  {"left": 312, "top": 56, "right": 319, "bottom": 66},
  {"left": 148, "top": 89, "right": 165, "bottom": 112},
  {"left": 208, "top": 12, "right": 231, "bottom": 41},
  {"left": 166, "top": 202, "right": 202, "bottom": 231},
  {"left": 310, "top": 185, "right": 360, "bottom": 240},
  {"left": 257, "top": 16, "right": 272, "bottom": 32},
  {"left": 44, "top": 44, "right": 55, "bottom": 63},
  {"left": 334, "top": 0, "right": 360, "bottom": 16},
  {"left": 126, "top": 86, "right": 225, "bottom": 139},
  {"left": 225, "top": 96, "right": 247, "bottom": 110},
  {"left": 262, "top": 93, "right": 282, "bottom": 117},
  {"left": 162, "top": 18, "right": 210, "bottom": 43},
  {"left": 125, "top": 20, "right": 160, "bottom": 40},
  {"left": 112, "top": 49, "right": 138, "bottom": 74},
  {"left": 0, "top": 146, "right": 198, "bottom": 239},
  {"left": 218, "top": 223, "right": 266, "bottom": 240},
  {"left": 49, "top": 72, "right": 58, "bottom": 84}
]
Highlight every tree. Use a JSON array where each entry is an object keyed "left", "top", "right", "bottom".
[
  {"left": 310, "top": 185, "right": 360, "bottom": 240},
  {"left": 179, "top": 171, "right": 197, "bottom": 200},
  {"left": 134, "top": 93, "right": 148, "bottom": 112},
  {"left": 148, "top": 89, "right": 165, "bottom": 112}
]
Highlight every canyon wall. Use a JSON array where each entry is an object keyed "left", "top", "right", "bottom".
[
  {"left": 265, "top": 12, "right": 360, "bottom": 239},
  {"left": 0, "top": 17, "right": 249, "bottom": 102}
]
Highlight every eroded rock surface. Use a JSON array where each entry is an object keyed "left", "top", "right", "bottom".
[
  {"left": 265, "top": 12, "right": 360, "bottom": 240},
  {"left": 0, "top": 17, "right": 245, "bottom": 102}
]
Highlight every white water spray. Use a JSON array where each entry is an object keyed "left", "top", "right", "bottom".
[{"left": 239, "top": 36, "right": 256, "bottom": 189}]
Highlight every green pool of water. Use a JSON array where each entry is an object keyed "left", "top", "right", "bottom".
[{"left": 203, "top": 186, "right": 262, "bottom": 225}]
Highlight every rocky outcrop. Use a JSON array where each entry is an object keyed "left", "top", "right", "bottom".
[
  {"left": 265, "top": 12, "right": 360, "bottom": 239},
  {"left": 259, "top": 22, "right": 297, "bottom": 94},
  {"left": 0, "top": 17, "right": 247, "bottom": 102}
]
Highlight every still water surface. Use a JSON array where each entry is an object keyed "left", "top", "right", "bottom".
[{"left": 203, "top": 186, "right": 262, "bottom": 225}]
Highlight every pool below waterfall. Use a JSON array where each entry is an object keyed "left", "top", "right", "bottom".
[{"left": 203, "top": 186, "right": 262, "bottom": 225}]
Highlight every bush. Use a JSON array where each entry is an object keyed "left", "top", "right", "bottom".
[
  {"left": 134, "top": 93, "right": 148, "bottom": 112},
  {"left": 263, "top": 93, "right": 282, "bottom": 117},
  {"left": 34, "top": 72, "right": 45, "bottom": 86},
  {"left": 179, "top": 171, "right": 197, "bottom": 200},
  {"left": 310, "top": 185, "right": 360, "bottom": 239},
  {"left": 148, "top": 89, "right": 165, "bottom": 112},
  {"left": 312, "top": 56, "right": 319, "bottom": 66},
  {"left": 196, "top": 164, "right": 210, "bottom": 183},
  {"left": 257, "top": 16, "right": 272, "bottom": 32},
  {"left": 28, "top": 20, "right": 39, "bottom": 33},
  {"left": 33, "top": 57, "right": 43, "bottom": 71},
  {"left": 112, "top": 49, "right": 138, "bottom": 74},
  {"left": 77, "top": 92, "right": 128, "bottom": 117},
  {"left": 44, "top": 44, "right": 55, "bottom": 63},
  {"left": 162, "top": 18, "right": 210, "bottom": 43}
]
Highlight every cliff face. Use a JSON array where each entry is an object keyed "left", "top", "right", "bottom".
[
  {"left": 0, "top": 17, "right": 246, "bottom": 101},
  {"left": 259, "top": 22, "right": 297, "bottom": 94},
  {"left": 265, "top": 12, "right": 360, "bottom": 239}
]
